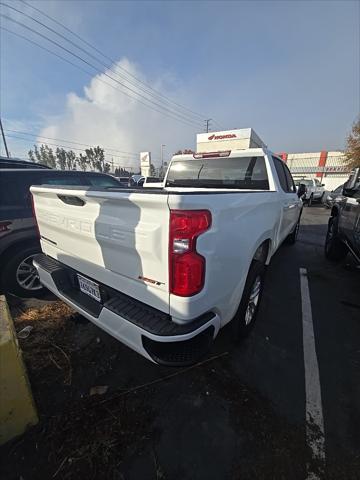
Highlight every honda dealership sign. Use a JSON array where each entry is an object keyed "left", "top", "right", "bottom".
[
  {"left": 140, "top": 151, "right": 151, "bottom": 166},
  {"left": 196, "top": 128, "right": 265, "bottom": 153},
  {"left": 140, "top": 151, "right": 151, "bottom": 177}
]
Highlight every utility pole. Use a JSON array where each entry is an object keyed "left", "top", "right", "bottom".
[
  {"left": 111, "top": 157, "right": 114, "bottom": 174},
  {"left": 0, "top": 118, "right": 10, "bottom": 158},
  {"left": 205, "top": 119, "right": 212, "bottom": 133}
]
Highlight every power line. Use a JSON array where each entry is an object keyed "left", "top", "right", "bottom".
[
  {"left": 1, "top": 15, "right": 203, "bottom": 130},
  {"left": 4, "top": 128, "right": 139, "bottom": 156},
  {"left": 1, "top": 6, "right": 204, "bottom": 128},
  {"left": 1, "top": 25, "right": 162, "bottom": 133},
  {"left": 19, "top": 0, "right": 206, "bottom": 122},
  {"left": 212, "top": 119, "right": 225, "bottom": 131}
]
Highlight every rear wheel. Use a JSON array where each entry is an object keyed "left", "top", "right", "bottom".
[
  {"left": 325, "top": 216, "right": 348, "bottom": 261},
  {"left": 233, "top": 261, "right": 266, "bottom": 339},
  {"left": 2, "top": 245, "right": 46, "bottom": 298},
  {"left": 286, "top": 217, "right": 300, "bottom": 245}
]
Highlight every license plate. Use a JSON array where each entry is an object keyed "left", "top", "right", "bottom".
[{"left": 77, "top": 274, "right": 101, "bottom": 302}]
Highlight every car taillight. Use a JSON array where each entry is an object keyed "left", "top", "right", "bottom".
[
  {"left": 169, "top": 210, "right": 211, "bottom": 296},
  {"left": 31, "top": 194, "right": 40, "bottom": 239}
]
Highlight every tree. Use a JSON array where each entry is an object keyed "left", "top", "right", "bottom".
[
  {"left": 103, "top": 162, "right": 111, "bottom": 173},
  {"left": 344, "top": 118, "right": 360, "bottom": 169},
  {"left": 66, "top": 150, "right": 77, "bottom": 170},
  {"left": 56, "top": 148, "right": 67, "bottom": 170},
  {"left": 41, "top": 145, "right": 56, "bottom": 169},
  {"left": 77, "top": 153, "right": 88, "bottom": 172},
  {"left": 28, "top": 145, "right": 41, "bottom": 163},
  {"left": 28, "top": 149, "right": 36, "bottom": 163},
  {"left": 84, "top": 146, "right": 105, "bottom": 172},
  {"left": 28, "top": 144, "right": 56, "bottom": 168}
]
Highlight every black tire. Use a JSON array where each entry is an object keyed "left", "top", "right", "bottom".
[
  {"left": 325, "top": 216, "right": 348, "bottom": 261},
  {"left": 286, "top": 216, "right": 300, "bottom": 245},
  {"left": 1, "top": 245, "right": 47, "bottom": 298},
  {"left": 232, "top": 261, "right": 266, "bottom": 339}
]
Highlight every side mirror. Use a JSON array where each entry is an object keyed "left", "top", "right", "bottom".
[{"left": 321, "top": 184, "right": 325, "bottom": 187}]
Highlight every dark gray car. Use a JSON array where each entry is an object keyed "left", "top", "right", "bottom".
[
  {"left": 0, "top": 168, "right": 122, "bottom": 297},
  {"left": 323, "top": 184, "right": 345, "bottom": 209},
  {"left": 325, "top": 169, "right": 360, "bottom": 265}
]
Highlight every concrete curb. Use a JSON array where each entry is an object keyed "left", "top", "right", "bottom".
[{"left": 0, "top": 295, "right": 38, "bottom": 445}]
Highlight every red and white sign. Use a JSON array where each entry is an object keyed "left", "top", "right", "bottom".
[
  {"left": 207, "top": 133, "right": 237, "bottom": 141},
  {"left": 196, "top": 128, "right": 265, "bottom": 153}
]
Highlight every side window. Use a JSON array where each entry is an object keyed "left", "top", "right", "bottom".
[
  {"left": 314, "top": 179, "right": 320, "bottom": 186},
  {"left": 273, "top": 157, "right": 288, "bottom": 192},
  {"left": 40, "top": 174, "right": 87, "bottom": 186},
  {"left": 86, "top": 175, "right": 121, "bottom": 187},
  {"left": 283, "top": 164, "right": 296, "bottom": 193}
]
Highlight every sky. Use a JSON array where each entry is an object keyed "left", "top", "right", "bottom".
[{"left": 0, "top": 0, "right": 359, "bottom": 169}]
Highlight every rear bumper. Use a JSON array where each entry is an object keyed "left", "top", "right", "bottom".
[{"left": 33, "top": 254, "right": 220, "bottom": 366}]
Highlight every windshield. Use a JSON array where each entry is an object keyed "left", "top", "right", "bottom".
[{"left": 166, "top": 156, "right": 269, "bottom": 190}]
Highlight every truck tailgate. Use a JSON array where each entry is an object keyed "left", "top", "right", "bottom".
[{"left": 31, "top": 186, "right": 170, "bottom": 313}]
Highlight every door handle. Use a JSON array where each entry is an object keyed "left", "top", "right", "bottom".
[{"left": 57, "top": 195, "right": 85, "bottom": 206}]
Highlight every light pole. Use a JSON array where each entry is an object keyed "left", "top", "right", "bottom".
[{"left": 160, "top": 144, "right": 166, "bottom": 169}]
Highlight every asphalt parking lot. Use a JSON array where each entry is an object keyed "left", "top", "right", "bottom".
[{"left": 1, "top": 205, "right": 359, "bottom": 480}]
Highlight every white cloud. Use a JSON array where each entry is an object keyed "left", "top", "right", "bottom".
[{"left": 38, "top": 58, "right": 200, "bottom": 169}]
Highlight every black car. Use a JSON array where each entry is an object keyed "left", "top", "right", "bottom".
[
  {"left": 115, "top": 176, "right": 131, "bottom": 187},
  {"left": 325, "top": 168, "right": 360, "bottom": 265},
  {"left": 0, "top": 169, "right": 122, "bottom": 297}
]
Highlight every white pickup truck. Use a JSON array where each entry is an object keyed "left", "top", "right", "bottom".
[
  {"left": 31, "top": 148, "right": 302, "bottom": 366},
  {"left": 294, "top": 177, "right": 325, "bottom": 206}
]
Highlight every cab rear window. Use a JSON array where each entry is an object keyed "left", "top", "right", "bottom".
[{"left": 166, "top": 156, "right": 269, "bottom": 190}]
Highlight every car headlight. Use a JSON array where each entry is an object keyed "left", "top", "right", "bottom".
[{"left": 326, "top": 195, "right": 332, "bottom": 200}]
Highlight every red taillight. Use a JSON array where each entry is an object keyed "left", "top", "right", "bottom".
[
  {"left": 31, "top": 194, "right": 40, "bottom": 239},
  {"left": 169, "top": 210, "right": 211, "bottom": 296}
]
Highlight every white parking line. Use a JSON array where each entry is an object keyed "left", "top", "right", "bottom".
[{"left": 299, "top": 267, "right": 325, "bottom": 479}]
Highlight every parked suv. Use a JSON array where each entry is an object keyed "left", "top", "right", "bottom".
[
  {"left": 325, "top": 168, "right": 360, "bottom": 264},
  {"left": 0, "top": 169, "right": 121, "bottom": 297}
]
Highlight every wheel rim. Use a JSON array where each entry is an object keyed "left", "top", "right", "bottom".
[
  {"left": 16, "top": 254, "right": 42, "bottom": 291},
  {"left": 245, "top": 275, "right": 262, "bottom": 326}
]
